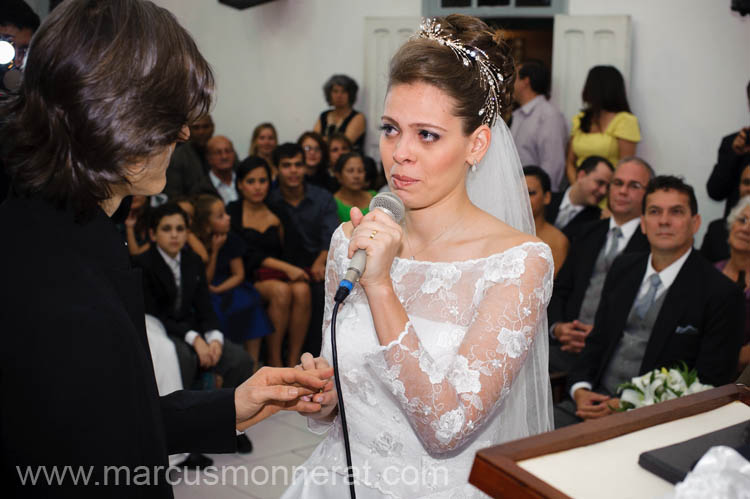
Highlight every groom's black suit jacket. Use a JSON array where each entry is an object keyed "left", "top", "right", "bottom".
[
  {"left": 0, "top": 197, "right": 236, "bottom": 498},
  {"left": 548, "top": 218, "right": 650, "bottom": 327},
  {"left": 567, "top": 250, "right": 744, "bottom": 392}
]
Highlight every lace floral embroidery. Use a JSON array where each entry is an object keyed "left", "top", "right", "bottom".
[{"left": 362, "top": 242, "right": 553, "bottom": 455}]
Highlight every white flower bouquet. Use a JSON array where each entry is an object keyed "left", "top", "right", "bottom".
[{"left": 616, "top": 363, "right": 713, "bottom": 411}]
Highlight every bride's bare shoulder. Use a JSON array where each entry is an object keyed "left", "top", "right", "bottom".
[{"left": 476, "top": 211, "right": 543, "bottom": 255}]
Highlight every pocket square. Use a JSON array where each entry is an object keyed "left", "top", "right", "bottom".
[{"left": 675, "top": 325, "right": 698, "bottom": 335}]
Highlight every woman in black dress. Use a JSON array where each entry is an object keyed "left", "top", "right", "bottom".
[
  {"left": 0, "top": 1, "right": 330, "bottom": 496},
  {"left": 313, "top": 74, "right": 366, "bottom": 151},
  {"left": 226, "top": 156, "right": 312, "bottom": 368}
]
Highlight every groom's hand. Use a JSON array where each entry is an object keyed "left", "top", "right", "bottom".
[{"left": 234, "top": 366, "right": 334, "bottom": 431}]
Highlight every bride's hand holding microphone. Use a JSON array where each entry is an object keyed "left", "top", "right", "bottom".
[{"left": 347, "top": 206, "right": 403, "bottom": 293}]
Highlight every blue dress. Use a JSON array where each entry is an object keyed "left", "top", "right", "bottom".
[{"left": 210, "top": 232, "right": 272, "bottom": 342}]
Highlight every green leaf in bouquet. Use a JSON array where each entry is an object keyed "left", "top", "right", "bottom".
[
  {"left": 618, "top": 401, "right": 636, "bottom": 411},
  {"left": 666, "top": 386, "right": 684, "bottom": 398},
  {"left": 616, "top": 382, "right": 644, "bottom": 396}
]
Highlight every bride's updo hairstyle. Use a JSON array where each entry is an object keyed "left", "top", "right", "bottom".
[{"left": 388, "top": 15, "right": 515, "bottom": 135}]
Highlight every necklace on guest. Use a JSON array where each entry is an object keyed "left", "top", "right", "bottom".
[{"left": 404, "top": 211, "right": 468, "bottom": 261}]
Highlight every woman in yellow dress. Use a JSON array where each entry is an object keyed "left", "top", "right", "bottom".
[{"left": 565, "top": 65, "right": 641, "bottom": 186}]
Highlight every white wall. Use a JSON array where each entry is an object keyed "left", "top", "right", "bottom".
[
  {"left": 151, "top": 0, "right": 420, "bottom": 158},
  {"left": 568, "top": 0, "right": 750, "bottom": 239},
  {"left": 153, "top": 0, "right": 748, "bottom": 239}
]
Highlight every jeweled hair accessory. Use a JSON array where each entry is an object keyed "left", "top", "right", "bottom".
[{"left": 416, "top": 18, "right": 505, "bottom": 127}]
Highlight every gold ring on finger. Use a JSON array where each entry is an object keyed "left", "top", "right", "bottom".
[{"left": 370, "top": 230, "right": 378, "bottom": 239}]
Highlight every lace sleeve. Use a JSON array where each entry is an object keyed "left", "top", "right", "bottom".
[
  {"left": 364, "top": 244, "right": 553, "bottom": 455},
  {"left": 305, "top": 226, "right": 345, "bottom": 435}
]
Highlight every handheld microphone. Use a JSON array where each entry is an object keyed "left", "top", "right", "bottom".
[
  {"left": 330, "top": 190, "right": 404, "bottom": 499},
  {"left": 335, "top": 191, "right": 405, "bottom": 303}
]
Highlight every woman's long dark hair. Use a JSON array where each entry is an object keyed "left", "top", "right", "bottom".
[
  {"left": 235, "top": 155, "right": 273, "bottom": 201},
  {"left": 579, "top": 65, "right": 631, "bottom": 134},
  {"left": 2, "top": 0, "right": 214, "bottom": 216}
]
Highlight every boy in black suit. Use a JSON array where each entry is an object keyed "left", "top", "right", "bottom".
[
  {"left": 556, "top": 176, "right": 743, "bottom": 427},
  {"left": 134, "top": 203, "right": 253, "bottom": 389},
  {"left": 134, "top": 203, "right": 255, "bottom": 455}
]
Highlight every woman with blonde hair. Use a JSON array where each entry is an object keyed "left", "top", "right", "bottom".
[{"left": 249, "top": 122, "right": 278, "bottom": 176}]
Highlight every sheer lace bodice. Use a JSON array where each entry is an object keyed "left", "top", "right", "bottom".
[{"left": 283, "top": 226, "right": 554, "bottom": 498}]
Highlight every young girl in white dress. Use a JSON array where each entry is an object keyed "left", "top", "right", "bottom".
[{"left": 283, "top": 14, "right": 554, "bottom": 498}]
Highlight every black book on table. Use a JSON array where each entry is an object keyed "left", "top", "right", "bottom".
[{"left": 638, "top": 420, "right": 750, "bottom": 484}]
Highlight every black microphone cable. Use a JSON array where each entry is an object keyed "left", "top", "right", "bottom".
[
  {"left": 327, "top": 192, "right": 404, "bottom": 499},
  {"left": 332, "top": 284, "right": 356, "bottom": 499}
]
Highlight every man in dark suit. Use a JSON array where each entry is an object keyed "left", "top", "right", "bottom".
[
  {"left": 556, "top": 176, "right": 744, "bottom": 427},
  {"left": 162, "top": 114, "right": 214, "bottom": 199},
  {"left": 545, "top": 155, "right": 613, "bottom": 241},
  {"left": 548, "top": 157, "right": 653, "bottom": 372},
  {"left": 706, "top": 80, "right": 750, "bottom": 217},
  {"left": 702, "top": 156, "right": 750, "bottom": 263},
  {"left": 193, "top": 135, "right": 240, "bottom": 203}
]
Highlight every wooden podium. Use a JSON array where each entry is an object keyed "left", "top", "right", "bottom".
[{"left": 469, "top": 384, "right": 750, "bottom": 498}]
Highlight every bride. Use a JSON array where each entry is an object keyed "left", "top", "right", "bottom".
[{"left": 283, "top": 14, "right": 554, "bottom": 498}]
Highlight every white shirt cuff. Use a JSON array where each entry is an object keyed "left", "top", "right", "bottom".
[
  {"left": 570, "top": 381, "right": 593, "bottom": 400},
  {"left": 184, "top": 330, "right": 199, "bottom": 346},
  {"left": 205, "top": 330, "right": 224, "bottom": 345}
]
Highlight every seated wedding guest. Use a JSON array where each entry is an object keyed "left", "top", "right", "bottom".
[
  {"left": 548, "top": 157, "right": 652, "bottom": 373},
  {"left": 706, "top": 80, "right": 750, "bottom": 217},
  {"left": 545, "top": 155, "right": 613, "bottom": 241},
  {"left": 328, "top": 133, "right": 352, "bottom": 168},
  {"left": 702, "top": 157, "right": 750, "bottom": 262},
  {"left": 267, "top": 143, "right": 338, "bottom": 357},
  {"left": 134, "top": 203, "right": 255, "bottom": 455},
  {"left": 512, "top": 60, "right": 567, "bottom": 191},
  {"left": 227, "top": 156, "right": 312, "bottom": 368},
  {"left": 249, "top": 122, "right": 278, "bottom": 176},
  {"left": 565, "top": 65, "right": 640, "bottom": 186},
  {"left": 297, "top": 130, "right": 332, "bottom": 190},
  {"left": 313, "top": 74, "right": 366, "bottom": 151},
  {"left": 136, "top": 203, "right": 254, "bottom": 388},
  {"left": 556, "top": 176, "right": 743, "bottom": 427},
  {"left": 714, "top": 195, "right": 750, "bottom": 373},
  {"left": 163, "top": 114, "right": 214, "bottom": 199},
  {"left": 195, "top": 135, "right": 238, "bottom": 204},
  {"left": 524, "top": 166, "right": 568, "bottom": 275},
  {"left": 333, "top": 152, "right": 377, "bottom": 223},
  {"left": 193, "top": 194, "right": 273, "bottom": 354},
  {"left": 124, "top": 194, "right": 151, "bottom": 256},
  {"left": 172, "top": 195, "right": 209, "bottom": 262}
]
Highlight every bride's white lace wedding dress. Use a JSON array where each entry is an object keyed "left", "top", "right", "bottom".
[{"left": 282, "top": 226, "right": 554, "bottom": 498}]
